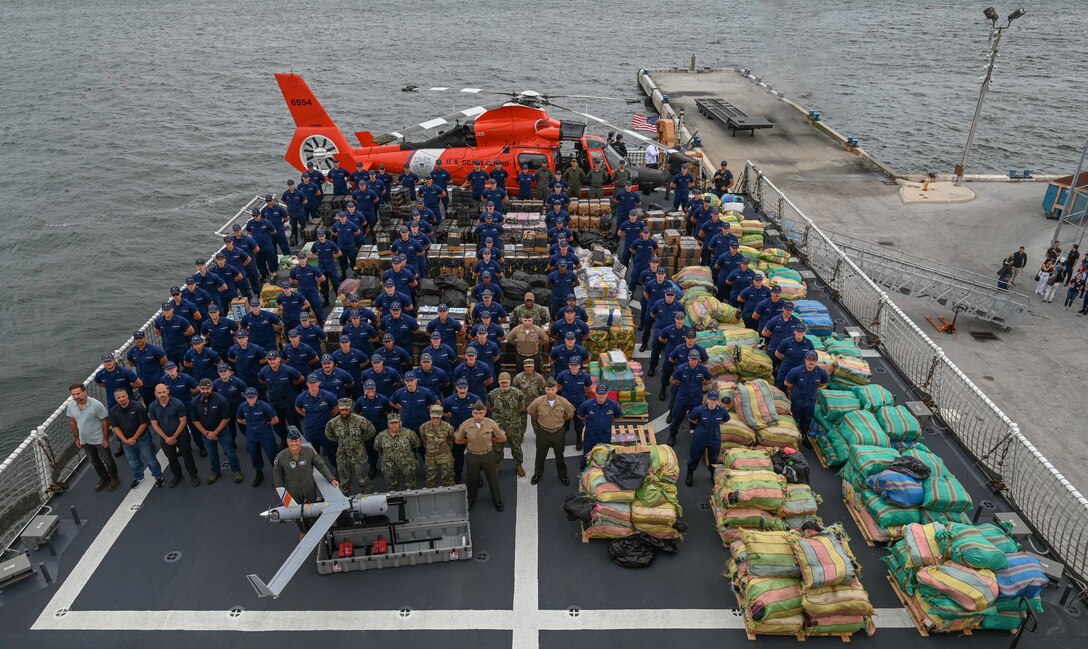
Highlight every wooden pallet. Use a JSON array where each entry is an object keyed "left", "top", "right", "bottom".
[
  {"left": 886, "top": 575, "right": 932, "bottom": 637},
  {"left": 810, "top": 438, "right": 830, "bottom": 469},
  {"left": 613, "top": 412, "right": 650, "bottom": 424},
  {"left": 609, "top": 424, "right": 653, "bottom": 447},
  {"left": 842, "top": 495, "right": 879, "bottom": 547},
  {"left": 740, "top": 615, "right": 853, "bottom": 643}
]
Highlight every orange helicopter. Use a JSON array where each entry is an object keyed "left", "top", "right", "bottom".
[{"left": 275, "top": 73, "right": 683, "bottom": 194}]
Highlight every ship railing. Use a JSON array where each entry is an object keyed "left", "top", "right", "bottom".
[
  {"left": 738, "top": 161, "right": 1088, "bottom": 585},
  {"left": 0, "top": 196, "right": 263, "bottom": 549}
]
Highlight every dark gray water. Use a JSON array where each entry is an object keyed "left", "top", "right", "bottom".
[{"left": 1, "top": 0, "right": 1085, "bottom": 455}]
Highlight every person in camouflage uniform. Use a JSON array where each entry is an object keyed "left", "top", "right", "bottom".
[
  {"left": 513, "top": 358, "right": 546, "bottom": 403},
  {"left": 533, "top": 165, "right": 555, "bottom": 200},
  {"left": 585, "top": 164, "right": 608, "bottom": 199},
  {"left": 418, "top": 404, "right": 455, "bottom": 487},
  {"left": 486, "top": 372, "right": 527, "bottom": 476},
  {"left": 323, "top": 398, "right": 378, "bottom": 495},
  {"left": 509, "top": 292, "right": 551, "bottom": 329},
  {"left": 373, "top": 413, "right": 421, "bottom": 491}
]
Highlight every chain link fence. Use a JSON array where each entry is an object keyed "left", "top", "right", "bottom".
[
  {"left": 0, "top": 196, "right": 262, "bottom": 549},
  {"left": 738, "top": 162, "right": 1088, "bottom": 585}
]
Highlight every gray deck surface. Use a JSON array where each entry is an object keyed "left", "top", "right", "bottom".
[{"left": 1, "top": 196, "right": 1084, "bottom": 648}]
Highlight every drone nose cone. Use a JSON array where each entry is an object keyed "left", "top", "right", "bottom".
[{"left": 260, "top": 510, "right": 271, "bottom": 518}]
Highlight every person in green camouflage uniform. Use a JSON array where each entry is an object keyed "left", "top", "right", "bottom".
[
  {"left": 533, "top": 165, "right": 555, "bottom": 200},
  {"left": 373, "top": 413, "right": 421, "bottom": 491},
  {"left": 586, "top": 165, "right": 608, "bottom": 199},
  {"left": 486, "top": 372, "right": 527, "bottom": 476},
  {"left": 513, "top": 358, "right": 546, "bottom": 403},
  {"left": 323, "top": 398, "right": 378, "bottom": 495},
  {"left": 418, "top": 405, "right": 455, "bottom": 487},
  {"left": 561, "top": 159, "right": 585, "bottom": 200},
  {"left": 509, "top": 292, "right": 551, "bottom": 329}
]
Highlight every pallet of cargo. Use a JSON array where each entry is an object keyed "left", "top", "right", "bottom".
[
  {"left": 609, "top": 424, "right": 652, "bottom": 447},
  {"left": 613, "top": 412, "right": 650, "bottom": 424},
  {"left": 843, "top": 495, "right": 880, "bottom": 548},
  {"left": 886, "top": 575, "right": 932, "bottom": 637},
  {"left": 741, "top": 618, "right": 854, "bottom": 643},
  {"left": 810, "top": 437, "right": 831, "bottom": 469}
]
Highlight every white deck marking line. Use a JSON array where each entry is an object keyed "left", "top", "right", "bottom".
[
  {"left": 513, "top": 421, "right": 540, "bottom": 649},
  {"left": 32, "top": 608, "right": 915, "bottom": 632}
]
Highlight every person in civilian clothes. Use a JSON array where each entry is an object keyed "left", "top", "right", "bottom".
[{"left": 67, "top": 384, "right": 119, "bottom": 492}]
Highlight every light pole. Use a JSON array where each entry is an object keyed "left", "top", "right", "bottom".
[{"left": 953, "top": 7, "right": 1027, "bottom": 187}]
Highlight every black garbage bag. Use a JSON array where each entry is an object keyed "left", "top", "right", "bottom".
[
  {"left": 562, "top": 495, "right": 596, "bottom": 523},
  {"left": 500, "top": 278, "right": 530, "bottom": 301},
  {"left": 639, "top": 534, "right": 679, "bottom": 554},
  {"left": 434, "top": 274, "right": 468, "bottom": 292},
  {"left": 608, "top": 535, "right": 657, "bottom": 568},
  {"left": 418, "top": 278, "right": 440, "bottom": 296},
  {"left": 771, "top": 448, "right": 810, "bottom": 484},
  {"left": 441, "top": 288, "right": 467, "bottom": 309},
  {"left": 510, "top": 270, "right": 533, "bottom": 284},
  {"left": 888, "top": 456, "right": 931, "bottom": 481},
  {"left": 525, "top": 274, "right": 549, "bottom": 289},
  {"left": 355, "top": 276, "right": 381, "bottom": 300},
  {"left": 601, "top": 451, "right": 650, "bottom": 490},
  {"left": 600, "top": 211, "right": 613, "bottom": 231},
  {"left": 533, "top": 287, "right": 551, "bottom": 305},
  {"left": 418, "top": 294, "right": 441, "bottom": 308},
  {"left": 577, "top": 230, "right": 604, "bottom": 249}
]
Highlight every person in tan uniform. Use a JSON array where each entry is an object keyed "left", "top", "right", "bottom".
[
  {"left": 506, "top": 314, "right": 548, "bottom": 370},
  {"left": 454, "top": 401, "right": 507, "bottom": 511},
  {"left": 526, "top": 379, "right": 575, "bottom": 485}
]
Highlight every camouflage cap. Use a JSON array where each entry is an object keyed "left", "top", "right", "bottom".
[
  {"left": 429, "top": 405, "right": 444, "bottom": 416},
  {"left": 498, "top": 372, "right": 511, "bottom": 382},
  {"left": 388, "top": 413, "right": 401, "bottom": 423},
  {"left": 338, "top": 398, "right": 354, "bottom": 409}
]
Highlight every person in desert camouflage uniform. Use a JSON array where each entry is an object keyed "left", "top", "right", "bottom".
[
  {"left": 373, "top": 413, "right": 420, "bottom": 491},
  {"left": 418, "top": 404, "right": 455, "bottom": 487},
  {"left": 486, "top": 372, "right": 527, "bottom": 477},
  {"left": 323, "top": 398, "right": 377, "bottom": 495}
]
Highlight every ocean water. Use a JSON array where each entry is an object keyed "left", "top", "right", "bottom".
[{"left": 0, "top": 0, "right": 1085, "bottom": 455}]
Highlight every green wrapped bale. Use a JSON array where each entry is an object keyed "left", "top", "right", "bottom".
[
  {"left": 851, "top": 384, "right": 894, "bottom": 411},
  {"left": 922, "top": 474, "right": 973, "bottom": 513},
  {"left": 875, "top": 405, "right": 922, "bottom": 443},
  {"left": 836, "top": 410, "right": 891, "bottom": 448}
]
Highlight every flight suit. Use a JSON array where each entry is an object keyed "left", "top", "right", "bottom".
[
  {"left": 324, "top": 413, "right": 377, "bottom": 494},
  {"left": 273, "top": 445, "right": 336, "bottom": 506},
  {"left": 418, "top": 419, "right": 456, "bottom": 487},
  {"left": 533, "top": 167, "right": 555, "bottom": 200},
  {"left": 487, "top": 387, "right": 526, "bottom": 467},
  {"left": 374, "top": 427, "right": 421, "bottom": 491},
  {"left": 586, "top": 168, "right": 607, "bottom": 199}
]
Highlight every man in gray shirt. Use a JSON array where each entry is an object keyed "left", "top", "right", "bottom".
[
  {"left": 67, "top": 383, "right": 119, "bottom": 492},
  {"left": 148, "top": 383, "right": 200, "bottom": 488}
]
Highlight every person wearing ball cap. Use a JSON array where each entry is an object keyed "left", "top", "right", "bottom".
[
  {"left": 442, "top": 377, "right": 481, "bottom": 483},
  {"left": 375, "top": 277, "right": 413, "bottom": 316},
  {"left": 549, "top": 331, "right": 589, "bottom": 379},
  {"left": 556, "top": 356, "right": 593, "bottom": 450},
  {"left": 423, "top": 328, "right": 458, "bottom": 374},
  {"left": 323, "top": 397, "right": 377, "bottom": 496},
  {"left": 546, "top": 258, "right": 580, "bottom": 317},
  {"left": 762, "top": 300, "right": 800, "bottom": 373},
  {"left": 453, "top": 347, "right": 495, "bottom": 399},
  {"left": 666, "top": 349, "right": 712, "bottom": 447},
  {"left": 684, "top": 390, "right": 729, "bottom": 486},
  {"left": 753, "top": 284, "right": 786, "bottom": 331},
  {"left": 783, "top": 350, "right": 829, "bottom": 447},
  {"left": 773, "top": 321, "right": 814, "bottom": 391},
  {"left": 390, "top": 370, "right": 440, "bottom": 440},
  {"left": 379, "top": 300, "right": 420, "bottom": 355},
  {"left": 738, "top": 273, "right": 771, "bottom": 330},
  {"left": 293, "top": 373, "right": 340, "bottom": 467},
  {"left": 414, "top": 351, "right": 451, "bottom": 398},
  {"left": 650, "top": 309, "right": 690, "bottom": 381},
  {"left": 627, "top": 223, "right": 659, "bottom": 294},
  {"left": 713, "top": 239, "right": 746, "bottom": 301},
  {"left": 725, "top": 257, "right": 757, "bottom": 308},
  {"left": 352, "top": 378, "right": 393, "bottom": 481},
  {"left": 381, "top": 252, "right": 419, "bottom": 307},
  {"left": 644, "top": 285, "right": 685, "bottom": 368},
  {"left": 663, "top": 325, "right": 708, "bottom": 411},
  {"left": 235, "top": 385, "right": 281, "bottom": 488},
  {"left": 575, "top": 383, "right": 624, "bottom": 470},
  {"left": 375, "top": 331, "right": 413, "bottom": 373},
  {"left": 360, "top": 352, "right": 402, "bottom": 399}
]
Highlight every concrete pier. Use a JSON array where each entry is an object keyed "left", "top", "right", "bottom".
[{"left": 643, "top": 66, "right": 1088, "bottom": 493}]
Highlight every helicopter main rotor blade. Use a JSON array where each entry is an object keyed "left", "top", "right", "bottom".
[
  {"left": 546, "top": 103, "right": 679, "bottom": 153},
  {"left": 373, "top": 101, "right": 512, "bottom": 144}
]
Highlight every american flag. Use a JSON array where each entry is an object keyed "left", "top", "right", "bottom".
[{"left": 631, "top": 113, "right": 659, "bottom": 132}]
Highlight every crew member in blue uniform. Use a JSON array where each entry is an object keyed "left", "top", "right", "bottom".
[
  {"left": 706, "top": 223, "right": 740, "bottom": 272},
  {"left": 557, "top": 357, "right": 594, "bottom": 450},
  {"left": 361, "top": 355, "right": 402, "bottom": 399},
  {"left": 390, "top": 372, "right": 440, "bottom": 446},
  {"left": 374, "top": 280, "right": 413, "bottom": 317},
  {"left": 227, "top": 330, "right": 267, "bottom": 396},
  {"left": 275, "top": 282, "right": 308, "bottom": 333},
  {"left": 476, "top": 235, "right": 504, "bottom": 262},
  {"left": 549, "top": 332, "right": 587, "bottom": 375},
  {"left": 351, "top": 181, "right": 380, "bottom": 237},
  {"left": 489, "top": 160, "right": 509, "bottom": 189},
  {"left": 545, "top": 201, "right": 570, "bottom": 230},
  {"left": 245, "top": 210, "right": 279, "bottom": 281},
  {"left": 616, "top": 210, "right": 645, "bottom": 265},
  {"left": 471, "top": 272, "right": 504, "bottom": 302},
  {"left": 411, "top": 197, "right": 439, "bottom": 227},
  {"left": 550, "top": 307, "right": 590, "bottom": 345},
  {"left": 282, "top": 330, "right": 320, "bottom": 377},
  {"left": 381, "top": 255, "right": 418, "bottom": 306},
  {"left": 330, "top": 212, "right": 361, "bottom": 280},
  {"left": 240, "top": 298, "right": 282, "bottom": 352},
  {"left": 671, "top": 161, "right": 694, "bottom": 216},
  {"left": 295, "top": 374, "right": 340, "bottom": 467},
  {"left": 332, "top": 335, "right": 368, "bottom": 397},
  {"left": 686, "top": 196, "right": 711, "bottom": 239},
  {"left": 471, "top": 292, "right": 507, "bottom": 324},
  {"left": 208, "top": 255, "right": 246, "bottom": 310},
  {"left": 418, "top": 176, "right": 445, "bottom": 220},
  {"left": 546, "top": 240, "right": 580, "bottom": 272},
  {"left": 339, "top": 294, "right": 378, "bottom": 328},
  {"left": 442, "top": 378, "right": 482, "bottom": 482},
  {"left": 516, "top": 164, "right": 534, "bottom": 199},
  {"left": 425, "top": 305, "right": 462, "bottom": 351},
  {"left": 753, "top": 286, "right": 786, "bottom": 332},
  {"left": 295, "top": 312, "right": 327, "bottom": 351},
  {"left": 415, "top": 353, "right": 451, "bottom": 398},
  {"left": 351, "top": 162, "right": 371, "bottom": 189},
  {"left": 375, "top": 164, "right": 394, "bottom": 203},
  {"left": 281, "top": 180, "right": 308, "bottom": 246},
  {"left": 784, "top": 351, "right": 830, "bottom": 447},
  {"left": 466, "top": 328, "right": 501, "bottom": 367},
  {"left": 235, "top": 387, "right": 280, "bottom": 487},
  {"left": 213, "top": 363, "right": 248, "bottom": 440},
  {"left": 665, "top": 329, "right": 708, "bottom": 411},
  {"left": 546, "top": 260, "right": 580, "bottom": 317},
  {"left": 373, "top": 333, "right": 413, "bottom": 373},
  {"left": 761, "top": 301, "right": 799, "bottom": 360},
  {"left": 363, "top": 170, "right": 387, "bottom": 208},
  {"left": 738, "top": 274, "right": 771, "bottom": 329},
  {"left": 154, "top": 302, "right": 195, "bottom": 366},
  {"left": 407, "top": 222, "right": 432, "bottom": 277},
  {"left": 354, "top": 379, "right": 393, "bottom": 479},
  {"left": 472, "top": 248, "right": 503, "bottom": 280},
  {"left": 193, "top": 259, "right": 229, "bottom": 310},
  {"left": 481, "top": 178, "right": 507, "bottom": 213},
  {"left": 645, "top": 288, "right": 685, "bottom": 373},
  {"left": 289, "top": 254, "right": 326, "bottom": 322},
  {"left": 126, "top": 330, "right": 166, "bottom": 404},
  {"left": 315, "top": 355, "right": 354, "bottom": 399},
  {"left": 95, "top": 353, "right": 143, "bottom": 414},
  {"left": 684, "top": 390, "right": 728, "bottom": 486},
  {"left": 611, "top": 181, "right": 642, "bottom": 235},
  {"left": 221, "top": 236, "right": 260, "bottom": 296},
  {"left": 697, "top": 210, "right": 728, "bottom": 266},
  {"left": 200, "top": 305, "right": 238, "bottom": 361},
  {"left": 260, "top": 194, "right": 292, "bottom": 255},
  {"left": 391, "top": 225, "right": 425, "bottom": 276},
  {"left": 398, "top": 164, "right": 419, "bottom": 202},
  {"left": 650, "top": 312, "right": 689, "bottom": 380},
  {"left": 298, "top": 171, "right": 322, "bottom": 221},
  {"left": 576, "top": 384, "right": 624, "bottom": 468},
  {"left": 380, "top": 304, "right": 420, "bottom": 353},
  {"left": 183, "top": 336, "right": 221, "bottom": 383},
  {"left": 545, "top": 182, "right": 571, "bottom": 213},
  {"left": 725, "top": 258, "right": 757, "bottom": 307},
  {"left": 430, "top": 160, "right": 452, "bottom": 215},
  {"left": 640, "top": 266, "right": 680, "bottom": 336},
  {"left": 470, "top": 311, "right": 506, "bottom": 346},
  {"left": 547, "top": 218, "right": 574, "bottom": 247},
  {"left": 666, "top": 350, "right": 711, "bottom": 446},
  {"left": 774, "top": 323, "right": 814, "bottom": 389},
  {"left": 627, "top": 226, "right": 659, "bottom": 292},
  {"left": 474, "top": 211, "right": 504, "bottom": 246},
  {"left": 453, "top": 348, "right": 494, "bottom": 397},
  {"left": 423, "top": 331, "right": 459, "bottom": 374},
  {"left": 258, "top": 351, "right": 303, "bottom": 443},
  {"left": 311, "top": 230, "right": 341, "bottom": 305},
  {"left": 167, "top": 286, "right": 202, "bottom": 326},
  {"left": 326, "top": 158, "right": 351, "bottom": 202},
  {"left": 714, "top": 242, "right": 746, "bottom": 301}
]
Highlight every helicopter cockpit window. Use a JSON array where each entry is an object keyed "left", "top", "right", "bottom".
[
  {"left": 518, "top": 153, "right": 549, "bottom": 171},
  {"left": 603, "top": 144, "right": 625, "bottom": 168}
]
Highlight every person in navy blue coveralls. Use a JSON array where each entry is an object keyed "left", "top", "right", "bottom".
[
  {"left": 627, "top": 226, "right": 659, "bottom": 293},
  {"left": 784, "top": 351, "right": 829, "bottom": 446},
  {"left": 260, "top": 194, "right": 292, "bottom": 255},
  {"left": 738, "top": 274, "right": 771, "bottom": 329},
  {"left": 281, "top": 180, "right": 307, "bottom": 246},
  {"left": 670, "top": 161, "right": 694, "bottom": 216},
  {"left": 258, "top": 351, "right": 304, "bottom": 442},
  {"left": 398, "top": 164, "right": 419, "bottom": 202},
  {"left": 684, "top": 390, "right": 729, "bottom": 486},
  {"left": 664, "top": 329, "right": 708, "bottom": 412},
  {"left": 576, "top": 384, "right": 624, "bottom": 469},
  {"left": 235, "top": 387, "right": 280, "bottom": 487},
  {"left": 426, "top": 305, "right": 462, "bottom": 351},
  {"left": 645, "top": 289, "right": 685, "bottom": 373},
  {"left": 611, "top": 181, "right": 641, "bottom": 236},
  {"left": 725, "top": 259, "right": 757, "bottom": 307},
  {"left": 545, "top": 261, "right": 580, "bottom": 318},
  {"left": 667, "top": 351, "right": 711, "bottom": 446},
  {"left": 154, "top": 302, "right": 195, "bottom": 366},
  {"left": 295, "top": 374, "right": 340, "bottom": 467},
  {"left": 775, "top": 323, "right": 815, "bottom": 390},
  {"left": 516, "top": 164, "right": 534, "bottom": 199},
  {"left": 465, "top": 161, "right": 488, "bottom": 201},
  {"left": 442, "top": 378, "right": 481, "bottom": 483},
  {"left": 354, "top": 379, "right": 393, "bottom": 478},
  {"left": 761, "top": 301, "right": 800, "bottom": 373}
]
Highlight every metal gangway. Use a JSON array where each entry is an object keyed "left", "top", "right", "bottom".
[{"left": 822, "top": 232, "right": 1031, "bottom": 330}]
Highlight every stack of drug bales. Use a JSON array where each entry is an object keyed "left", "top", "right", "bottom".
[
  {"left": 577, "top": 444, "right": 684, "bottom": 541},
  {"left": 711, "top": 446, "right": 818, "bottom": 543},
  {"left": 884, "top": 521, "right": 1048, "bottom": 633},
  {"left": 576, "top": 266, "right": 636, "bottom": 358},
  {"left": 588, "top": 350, "right": 648, "bottom": 420}
]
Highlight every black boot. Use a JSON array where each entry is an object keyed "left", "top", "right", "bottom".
[
  {"left": 684, "top": 471, "right": 693, "bottom": 487},
  {"left": 665, "top": 411, "right": 673, "bottom": 424},
  {"left": 801, "top": 434, "right": 813, "bottom": 449},
  {"left": 639, "top": 344, "right": 648, "bottom": 352},
  {"left": 666, "top": 433, "right": 677, "bottom": 447},
  {"left": 658, "top": 391, "right": 667, "bottom": 401},
  {"left": 646, "top": 368, "right": 656, "bottom": 378}
]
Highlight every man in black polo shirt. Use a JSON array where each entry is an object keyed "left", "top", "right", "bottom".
[
  {"left": 108, "top": 388, "right": 165, "bottom": 489},
  {"left": 189, "top": 379, "right": 243, "bottom": 484}
]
